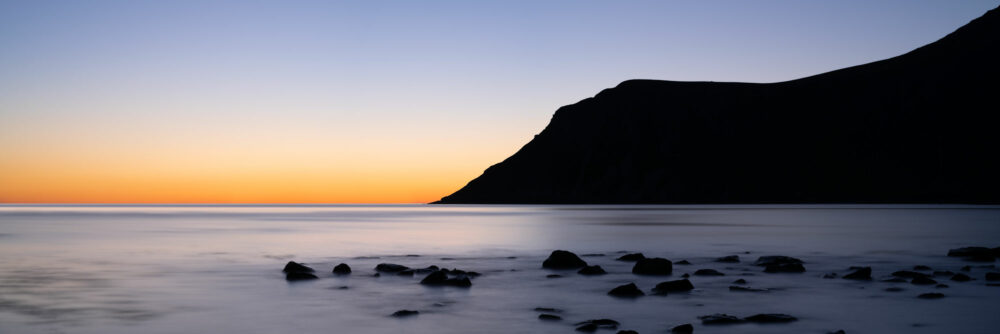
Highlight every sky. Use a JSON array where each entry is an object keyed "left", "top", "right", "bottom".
[{"left": 1, "top": 0, "right": 997, "bottom": 203}]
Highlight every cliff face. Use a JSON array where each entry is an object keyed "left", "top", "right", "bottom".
[{"left": 435, "top": 7, "right": 1000, "bottom": 204}]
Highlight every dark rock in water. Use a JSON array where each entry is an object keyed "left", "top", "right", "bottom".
[
  {"left": 397, "top": 269, "right": 415, "bottom": 277},
  {"left": 632, "top": 258, "right": 673, "bottom": 275},
  {"left": 733, "top": 279, "right": 747, "bottom": 284},
  {"left": 282, "top": 261, "right": 315, "bottom": 273},
  {"left": 936, "top": 284, "right": 949, "bottom": 288},
  {"left": 948, "top": 247, "right": 996, "bottom": 261},
  {"left": 951, "top": 273, "right": 973, "bottom": 282},
  {"left": 911, "top": 277, "right": 938, "bottom": 285},
  {"left": 917, "top": 293, "right": 945, "bottom": 299},
  {"left": 986, "top": 272, "right": 1000, "bottom": 281},
  {"left": 961, "top": 265, "right": 972, "bottom": 272},
  {"left": 828, "top": 330, "right": 847, "bottom": 334},
  {"left": 285, "top": 272, "right": 319, "bottom": 281},
  {"left": 754, "top": 256, "right": 803, "bottom": 267},
  {"left": 671, "top": 323, "right": 694, "bottom": 333},
  {"left": 716, "top": 255, "right": 740, "bottom": 263},
  {"left": 575, "top": 319, "right": 619, "bottom": 332},
  {"left": 729, "top": 286, "right": 768, "bottom": 292},
  {"left": 332, "top": 263, "right": 351, "bottom": 275},
  {"left": 617, "top": 331, "right": 638, "bottom": 334},
  {"left": 913, "top": 265, "right": 932, "bottom": 271},
  {"left": 988, "top": 283, "right": 1000, "bottom": 287},
  {"left": 375, "top": 263, "right": 410, "bottom": 273},
  {"left": 881, "top": 277, "right": 907, "bottom": 283},
  {"left": 578, "top": 265, "right": 608, "bottom": 275},
  {"left": 822, "top": 273, "right": 838, "bottom": 279},
  {"left": 681, "top": 273, "right": 690, "bottom": 278},
  {"left": 534, "top": 307, "right": 562, "bottom": 313},
  {"left": 885, "top": 287, "right": 905, "bottom": 292},
  {"left": 582, "top": 253, "right": 605, "bottom": 257},
  {"left": 764, "top": 263, "right": 805, "bottom": 273},
  {"left": 892, "top": 270, "right": 931, "bottom": 279},
  {"left": 745, "top": 314, "right": 797, "bottom": 323},
  {"left": 420, "top": 271, "right": 472, "bottom": 287},
  {"left": 934, "top": 270, "right": 955, "bottom": 276},
  {"left": 414, "top": 265, "right": 440, "bottom": 274},
  {"left": 546, "top": 274, "right": 563, "bottom": 279},
  {"left": 543, "top": 250, "right": 588, "bottom": 269},
  {"left": 391, "top": 310, "right": 419, "bottom": 317},
  {"left": 843, "top": 267, "right": 872, "bottom": 280},
  {"left": 652, "top": 279, "right": 695, "bottom": 294},
  {"left": 699, "top": 314, "right": 744, "bottom": 325},
  {"left": 538, "top": 314, "right": 562, "bottom": 321},
  {"left": 694, "top": 269, "right": 725, "bottom": 276},
  {"left": 675, "top": 260, "right": 691, "bottom": 265},
  {"left": 608, "top": 283, "right": 645, "bottom": 297},
  {"left": 576, "top": 324, "right": 599, "bottom": 332},
  {"left": 616, "top": 253, "right": 646, "bottom": 261},
  {"left": 373, "top": 273, "right": 381, "bottom": 277}
]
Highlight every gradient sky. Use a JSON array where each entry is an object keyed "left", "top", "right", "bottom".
[{"left": 1, "top": 0, "right": 997, "bottom": 203}]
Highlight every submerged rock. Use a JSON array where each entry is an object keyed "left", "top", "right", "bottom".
[
  {"left": 652, "top": 279, "right": 695, "bottom": 294},
  {"left": 575, "top": 319, "right": 620, "bottom": 332},
  {"left": 546, "top": 274, "right": 563, "bottom": 279},
  {"left": 729, "top": 286, "right": 768, "bottom": 292},
  {"left": 732, "top": 278, "right": 748, "bottom": 284},
  {"left": 285, "top": 272, "right": 319, "bottom": 281},
  {"left": 744, "top": 314, "right": 797, "bottom": 323},
  {"left": 616, "top": 253, "right": 646, "bottom": 261},
  {"left": 543, "top": 250, "right": 588, "bottom": 269},
  {"left": 670, "top": 323, "right": 694, "bottom": 333},
  {"left": 675, "top": 260, "right": 692, "bottom": 265},
  {"left": 884, "top": 287, "right": 905, "bottom": 292},
  {"left": 694, "top": 269, "right": 725, "bottom": 276},
  {"left": 986, "top": 272, "right": 1000, "bottom": 281},
  {"left": 616, "top": 331, "right": 638, "bottom": 334},
  {"left": 632, "top": 258, "right": 673, "bottom": 275},
  {"left": 534, "top": 307, "right": 562, "bottom": 313},
  {"left": 951, "top": 273, "right": 972, "bottom": 282},
  {"left": 716, "top": 255, "right": 740, "bottom": 263},
  {"left": 913, "top": 265, "right": 932, "bottom": 271},
  {"left": 578, "top": 265, "right": 607, "bottom": 275},
  {"left": 911, "top": 277, "right": 937, "bottom": 285},
  {"left": 282, "top": 261, "right": 315, "bottom": 273},
  {"left": 419, "top": 270, "right": 471, "bottom": 287},
  {"left": 575, "top": 324, "right": 599, "bottom": 332},
  {"left": 917, "top": 293, "right": 945, "bottom": 299},
  {"left": 754, "top": 256, "right": 803, "bottom": 267},
  {"left": 764, "top": 263, "right": 805, "bottom": 273},
  {"left": 391, "top": 310, "right": 419, "bottom": 317},
  {"left": 699, "top": 314, "right": 744, "bottom": 325},
  {"left": 538, "top": 314, "right": 562, "bottom": 321},
  {"left": 332, "top": 263, "right": 352, "bottom": 275},
  {"left": 892, "top": 270, "right": 931, "bottom": 279},
  {"left": 375, "top": 263, "right": 410, "bottom": 273},
  {"left": 608, "top": 283, "right": 645, "bottom": 297},
  {"left": 843, "top": 267, "right": 872, "bottom": 280},
  {"left": 947, "top": 247, "right": 996, "bottom": 262}
]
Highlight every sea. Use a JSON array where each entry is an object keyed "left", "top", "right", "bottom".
[{"left": 1, "top": 204, "right": 998, "bottom": 334}]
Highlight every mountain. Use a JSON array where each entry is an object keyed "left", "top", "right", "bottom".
[{"left": 435, "top": 7, "right": 1000, "bottom": 204}]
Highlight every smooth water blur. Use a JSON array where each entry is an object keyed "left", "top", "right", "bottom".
[{"left": 1, "top": 205, "right": 998, "bottom": 334}]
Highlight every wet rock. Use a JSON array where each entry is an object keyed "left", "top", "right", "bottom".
[
  {"left": 843, "top": 267, "right": 872, "bottom": 280},
  {"left": 822, "top": 273, "right": 838, "bottom": 279},
  {"left": 948, "top": 246, "right": 996, "bottom": 262},
  {"left": 282, "top": 261, "right": 315, "bottom": 273},
  {"left": 699, "top": 314, "right": 744, "bottom": 325},
  {"left": 681, "top": 273, "right": 690, "bottom": 278},
  {"left": 608, "top": 283, "right": 645, "bottom": 297},
  {"left": 951, "top": 273, "right": 972, "bottom": 282},
  {"left": 652, "top": 279, "right": 694, "bottom": 294},
  {"left": 575, "top": 319, "right": 619, "bottom": 332},
  {"left": 910, "top": 277, "right": 937, "bottom": 285},
  {"left": 694, "top": 269, "right": 725, "bottom": 276},
  {"left": 986, "top": 272, "right": 1000, "bottom": 281},
  {"left": 936, "top": 284, "right": 949, "bottom": 288},
  {"left": 534, "top": 307, "right": 562, "bottom": 313},
  {"left": 285, "top": 272, "right": 319, "bottom": 281},
  {"left": 884, "top": 287, "right": 905, "bottom": 292},
  {"left": 754, "top": 256, "right": 803, "bottom": 267},
  {"left": 616, "top": 253, "right": 646, "bottom": 261},
  {"left": 391, "top": 310, "right": 419, "bottom": 317},
  {"left": 988, "top": 283, "right": 1000, "bottom": 287},
  {"left": 732, "top": 278, "right": 747, "bottom": 284},
  {"left": 576, "top": 324, "right": 599, "bottom": 332},
  {"left": 881, "top": 277, "right": 907, "bottom": 283},
  {"left": 397, "top": 269, "right": 415, "bottom": 277},
  {"left": 543, "top": 250, "right": 588, "bottom": 269},
  {"left": 892, "top": 270, "right": 931, "bottom": 279},
  {"left": 764, "top": 263, "right": 805, "bottom": 273},
  {"left": 744, "top": 313, "right": 797, "bottom": 323},
  {"left": 913, "top": 265, "right": 932, "bottom": 271},
  {"left": 716, "top": 255, "right": 740, "bottom": 263},
  {"left": 616, "top": 331, "right": 638, "bottom": 334},
  {"left": 729, "top": 286, "right": 767, "bottom": 292},
  {"left": 414, "top": 265, "right": 440, "bottom": 274},
  {"left": 578, "top": 265, "right": 607, "bottom": 275},
  {"left": 961, "top": 265, "right": 972, "bottom": 272},
  {"left": 538, "top": 314, "right": 562, "bottom": 321},
  {"left": 546, "top": 274, "right": 563, "bottom": 279},
  {"left": 632, "top": 258, "right": 673, "bottom": 275},
  {"left": 671, "top": 323, "right": 693, "bottom": 333},
  {"left": 934, "top": 270, "right": 955, "bottom": 276},
  {"left": 675, "top": 260, "right": 692, "bottom": 265},
  {"left": 332, "top": 263, "right": 351, "bottom": 275},
  {"left": 375, "top": 263, "right": 410, "bottom": 273},
  {"left": 917, "top": 293, "right": 945, "bottom": 299},
  {"left": 419, "top": 270, "right": 472, "bottom": 287},
  {"left": 373, "top": 273, "right": 381, "bottom": 277},
  {"left": 828, "top": 330, "right": 847, "bottom": 334},
  {"left": 582, "top": 253, "right": 605, "bottom": 257}
]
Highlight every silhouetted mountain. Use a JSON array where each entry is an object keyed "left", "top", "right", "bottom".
[{"left": 435, "top": 7, "right": 1000, "bottom": 204}]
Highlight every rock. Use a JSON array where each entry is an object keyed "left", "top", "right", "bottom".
[
  {"left": 828, "top": 330, "right": 847, "bottom": 334},
  {"left": 375, "top": 263, "right": 410, "bottom": 273},
  {"left": 729, "top": 286, "right": 768, "bottom": 292},
  {"left": 675, "top": 260, "right": 691, "bottom": 265},
  {"left": 951, "top": 273, "right": 972, "bottom": 282},
  {"left": 917, "top": 293, "right": 945, "bottom": 299},
  {"left": 843, "top": 267, "right": 872, "bottom": 280},
  {"left": 988, "top": 283, "right": 1000, "bottom": 287},
  {"left": 419, "top": 270, "right": 472, "bottom": 287},
  {"left": 373, "top": 273, "right": 381, "bottom": 277},
  {"left": 543, "top": 250, "right": 588, "bottom": 269},
  {"left": 936, "top": 284, "right": 949, "bottom": 288},
  {"left": 699, "top": 314, "right": 744, "bottom": 325},
  {"left": 732, "top": 279, "right": 747, "bottom": 284},
  {"left": 616, "top": 331, "right": 638, "bottom": 334},
  {"left": 892, "top": 270, "right": 931, "bottom": 279},
  {"left": 582, "top": 253, "right": 605, "bottom": 257},
  {"left": 397, "top": 269, "right": 415, "bottom": 276},
  {"left": 576, "top": 324, "right": 598, "bottom": 332},
  {"left": 754, "top": 256, "right": 803, "bottom": 267},
  {"left": 391, "top": 310, "right": 419, "bottom": 317},
  {"left": 694, "top": 269, "right": 724, "bottom": 276},
  {"left": 534, "top": 307, "right": 562, "bottom": 313},
  {"left": 744, "top": 314, "right": 797, "bottom": 323},
  {"left": 716, "top": 255, "right": 740, "bottom": 263},
  {"left": 282, "top": 261, "right": 315, "bottom": 273},
  {"left": 652, "top": 279, "right": 695, "bottom": 294},
  {"left": 632, "top": 258, "right": 673, "bottom": 275},
  {"left": 332, "top": 263, "right": 351, "bottom": 275},
  {"left": 913, "top": 265, "right": 932, "bottom": 271},
  {"left": 414, "top": 265, "right": 440, "bottom": 274},
  {"left": 546, "top": 274, "right": 563, "bottom": 278},
  {"left": 986, "top": 272, "right": 1000, "bottom": 281},
  {"left": 608, "top": 283, "right": 645, "bottom": 297},
  {"left": 948, "top": 246, "right": 996, "bottom": 261},
  {"left": 575, "top": 319, "right": 619, "bottom": 331},
  {"left": 670, "top": 323, "right": 694, "bottom": 333},
  {"left": 934, "top": 270, "right": 955, "bottom": 276},
  {"left": 285, "top": 272, "right": 318, "bottom": 281},
  {"left": 910, "top": 277, "right": 937, "bottom": 285},
  {"left": 538, "top": 314, "right": 562, "bottom": 321},
  {"left": 881, "top": 278, "right": 907, "bottom": 283},
  {"left": 822, "top": 273, "right": 838, "bottom": 279},
  {"left": 764, "top": 263, "right": 805, "bottom": 273},
  {"left": 616, "top": 253, "right": 646, "bottom": 261},
  {"left": 961, "top": 265, "right": 972, "bottom": 271},
  {"left": 884, "top": 287, "right": 905, "bottom": 292},
  {"left": 681, "top": 273, "right": 690, "bottom": 278},
  {"left": 578, "top": 265, "right": 607, "bottom": 275}
]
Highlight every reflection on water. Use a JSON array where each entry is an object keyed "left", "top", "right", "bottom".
[{"left": 0, "top": 205, "right": 998, "bottom": 334}]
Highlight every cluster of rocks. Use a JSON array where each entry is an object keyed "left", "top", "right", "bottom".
[
  {"left": 281, "top": 261, "right": 479, "bottom": 289},
  {"left": 699, "top": 313, "right": 798, "bottom": 325}
]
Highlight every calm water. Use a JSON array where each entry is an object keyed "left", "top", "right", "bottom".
[{"left": 1, "top": 205, "right": 998, "bottom": 334}]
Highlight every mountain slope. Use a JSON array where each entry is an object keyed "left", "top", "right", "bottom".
[{"left": 435, "top": 7, "right": 1000, "bottom": 204}]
